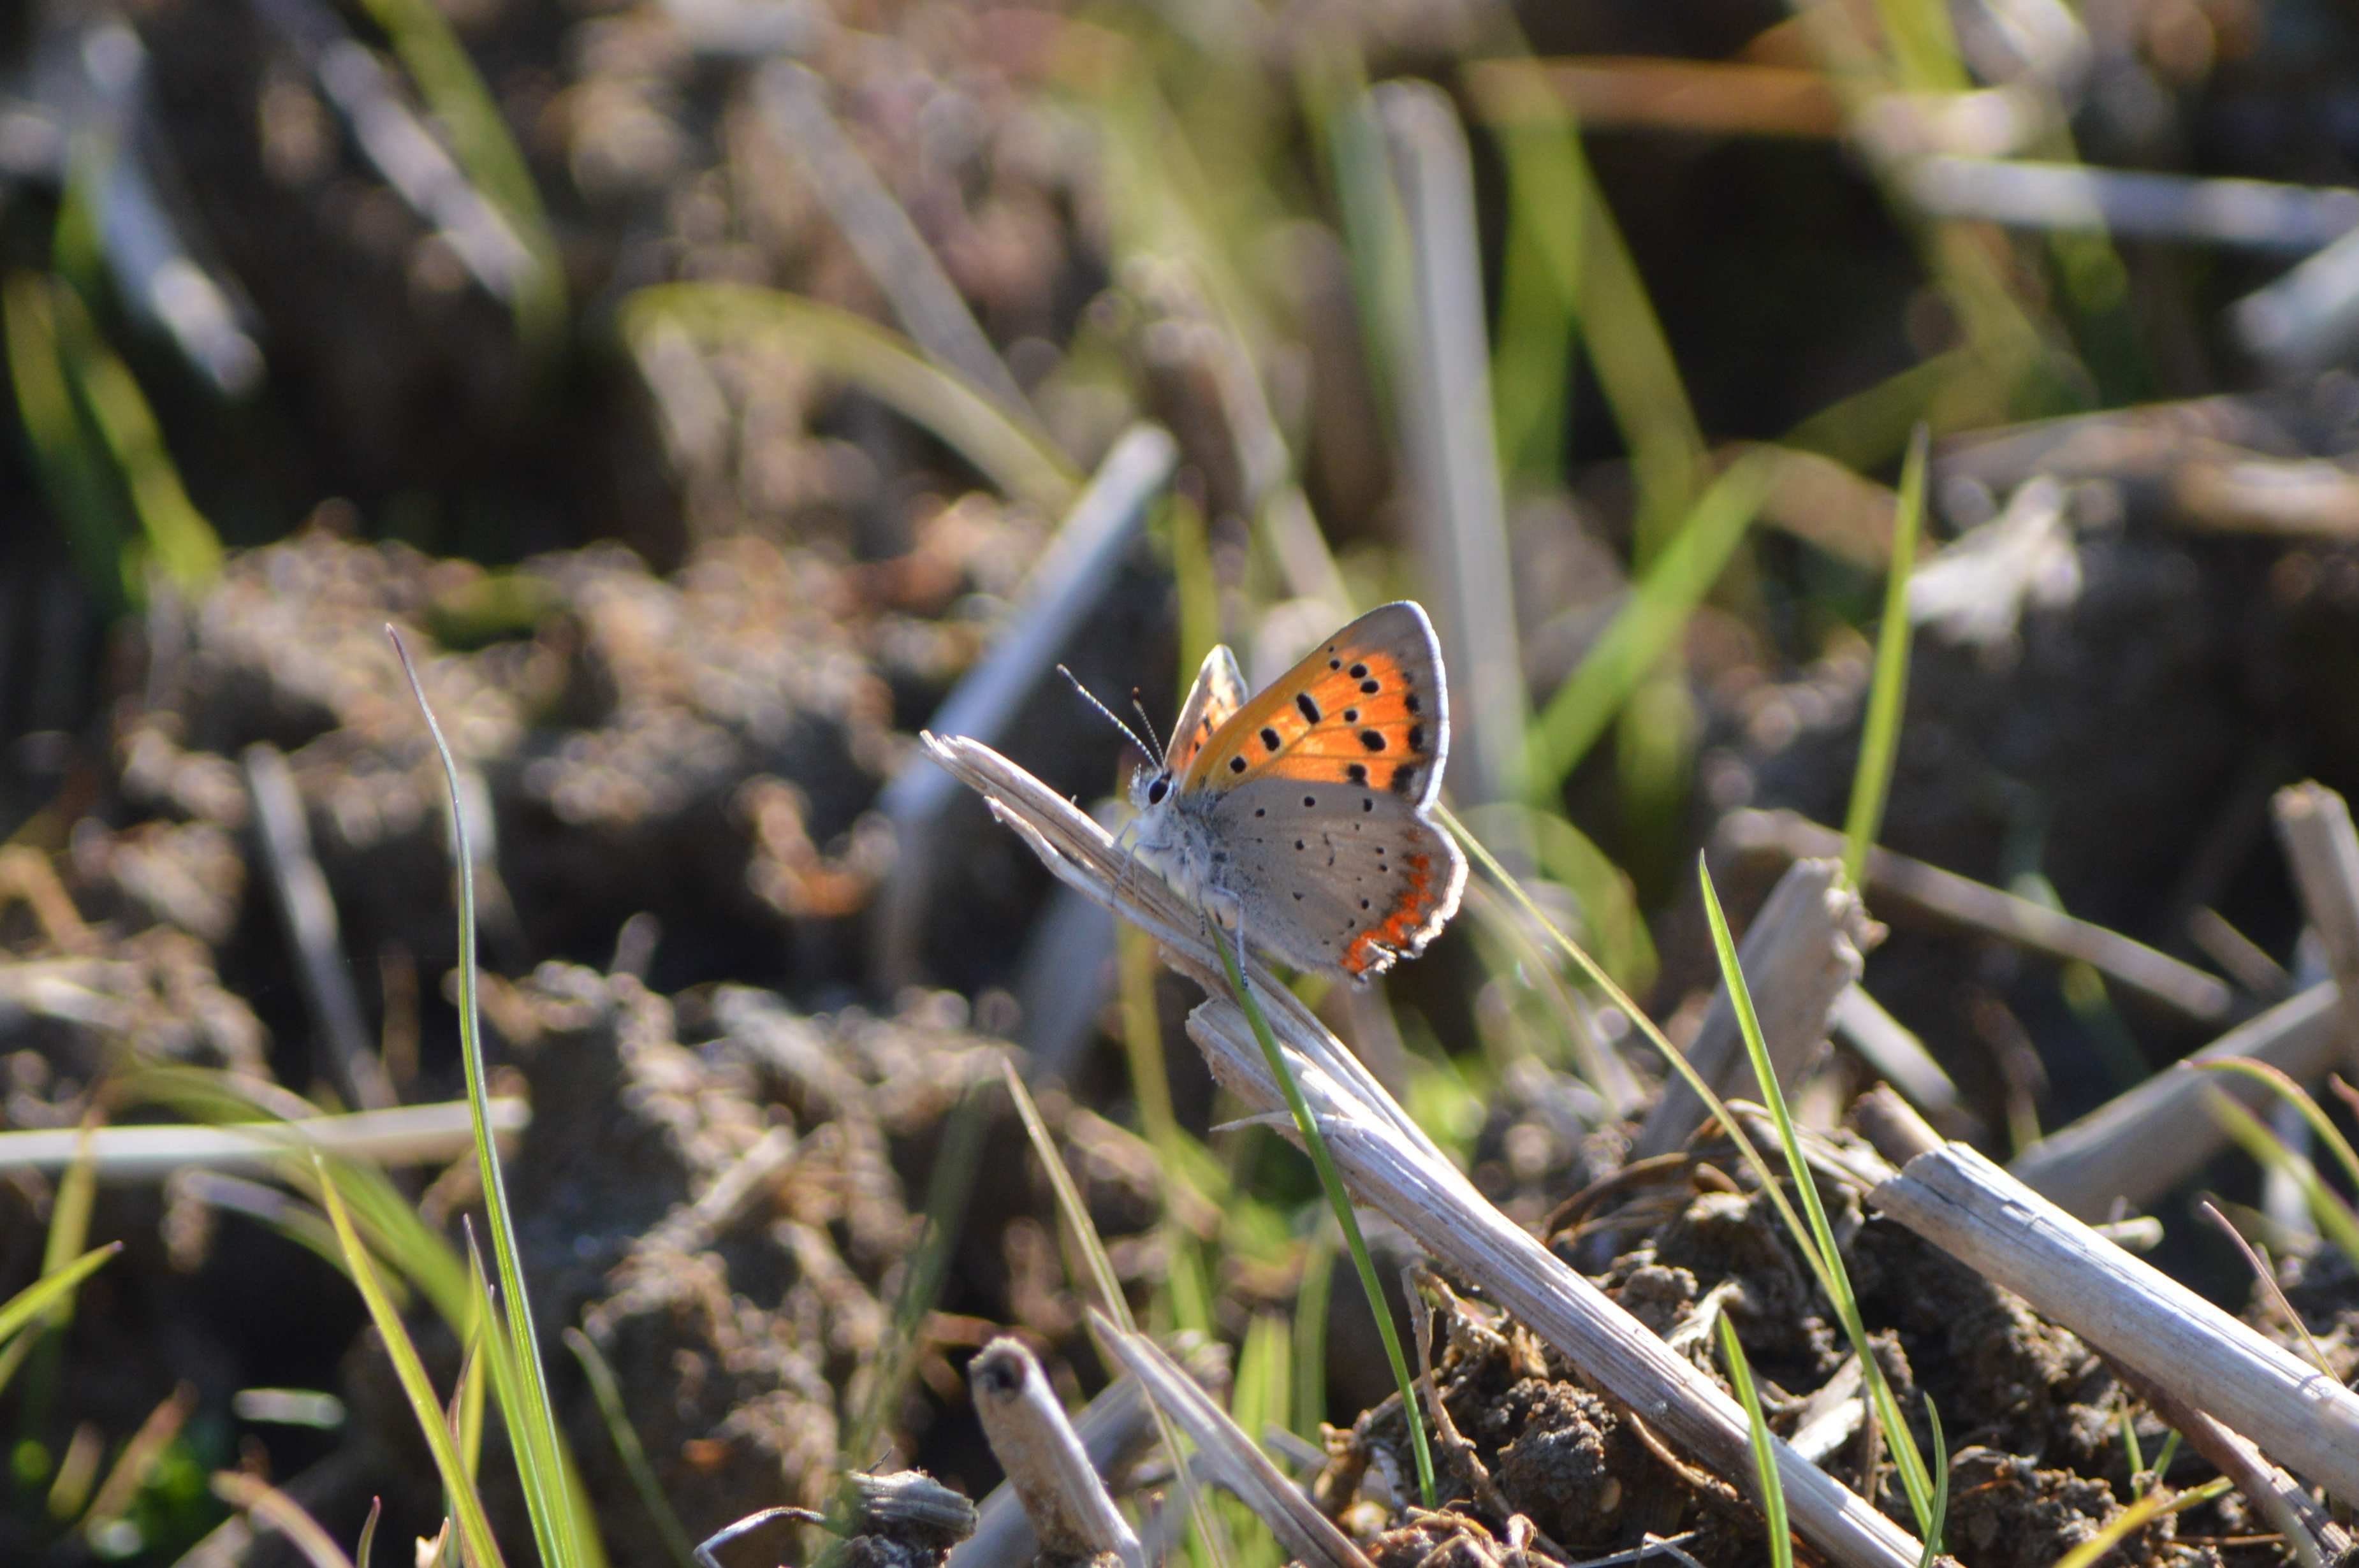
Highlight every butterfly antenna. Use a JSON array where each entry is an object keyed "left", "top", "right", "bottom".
[
  {"left": 1056, "top": 665, "right": 1158, "bottom": 766},
  {"left": 1129, "top": 690, "right": 1166, "bottom": 759}
]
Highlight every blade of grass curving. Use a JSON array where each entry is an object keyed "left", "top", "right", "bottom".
[
  {"left": 1841, "top": 425, "right": 1926, "bottom": 887},
  {"left": 1211, "top": 929, "right": 1436, "bottom": 1507},
  {"left": 212, "top": 1470, "right": 359, "bottom": 1568},
  {"left": 391, "top": 628, "right": 574, "bottom": 1568},
  {"left": 564, "top": 1329, "right": 697, "bottom": 1568},
  {"left": 349, "top": 0, "right": 565, "bottom": 344},
  {"left": 357, "top": 1496, "right": 383, "bottom": 1568},
  {"left": 1698, "top": 859, "right": 1935, "bottom": 1532},
  {"left": 2198, "top": 1059, "right": 2359, "bottom": 1194},
  {"left": 316, "top": 1155, "right": 506, "bottom": 1568},
  {"left": 52, "top": 280, "right": 225, "bottom": 595},
  {"left": 1528, "top": 453, "right": 1772, "bottom": 800},
  {"left": 2203, "top": 1085, "right": 2359, "bottom": 1265},
  {"left": 1919, "top": 1399, "right": 1948, "bottom": 1568},
  {"left": 3, "top": 272, "right": 130, "bottom": 609},
  {"left": 6, "top": 1116, "right": 98, "bottom": 1445},
  {"left": 2050, "top": 1477, "right": 2230, "bottom": 1568},
  {"left": 1000, "top": 1058, "right": 1229, "bottom": 1568},
  {"left": 1714, "top": 1315, "right": 1792, "bottom": 1568},
  {"left": 1438, "top": 806, "right": 1818, "bottom": 1288},
  {"left": 620, "top": 286, "right": 1078, "bottom": 514},
  {"left": 0, "top": 1244, "right": 120, "bottom": 1360}
]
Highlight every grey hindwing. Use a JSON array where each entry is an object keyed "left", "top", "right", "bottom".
[{"left": 1202, "top": 779, "right": 1466, "bottom": 976}]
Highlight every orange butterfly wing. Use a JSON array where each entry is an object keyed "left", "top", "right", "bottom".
[
  {"left": 1163, "top": 644, "right": 1248, "bottom": 779},
  {"left": 1183, "top": 602, "right": 1449, "bottom": 808}
]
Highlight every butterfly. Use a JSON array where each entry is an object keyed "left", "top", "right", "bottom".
[{"left": 1117, "top": 600, "right": 1467, "bottom": 981}]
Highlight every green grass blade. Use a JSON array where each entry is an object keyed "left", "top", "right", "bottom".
[
  {"left": 1841, "top": 425, "right": 1927, "bottom": 886},
  {"left": 1918, "top": 1398, "right": 1948, "bottom": 1568},
  {"left": 842, "top": 1080, "right": 988, "bottom": 1470},
  {"left": 52, "top": 285, "right": 225, "bottom": 595},
  {"left": 1487, "top": 116, "right": 1580, "bottom": 488},
  {"left": 1210, "top": 931, "right": 1437, "bottom": 1508},
  {"left": 564, "top": 1329, "right": 699, "bottom": 1568},
  {"left": 2202, "top": 1084, "right": 2359, "bottom": 1265},
  {"left": 1529, "top": 453, "right": 1771, "bottom": 799},
  {"left": 1714, "top": 1315, "right": 1791, "bottom": 1568},
  {"left": 1291, "top": 1229, "right": 1334, "bottom": 1441},
  {"left": 391, "top": 630, "right": 577, "bottom": 1568},
  {"left": 3, "top": 272, "right": 133, "bottom": 609},
  {"left": 350, "top": 0, "right": 566, "bottom": 344},
  {"left": 620, "top": 285, "right": 1079, "bottom": 514},
  {"left": 0, "top": 1244, "right": 121, "bottom": 1354},
  {"left": 1000, "top": 1059, "right": 1231, "bottom": 1568},
  {"left": 2196, "top": 1057, "right": 2359, "bottom": 1194},
  {"left": 316, "top": 1156, "right": 507, "bottom": 1568},
  {"left": 1697, "top": 859, "right": 1935, "bottom": 1530}
]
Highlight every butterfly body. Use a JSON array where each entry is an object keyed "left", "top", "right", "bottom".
[{"left": 1127, "top": 602, "right": 1467, "bottom": 980}]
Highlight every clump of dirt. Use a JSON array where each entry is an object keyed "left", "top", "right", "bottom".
[{"left": 1307, "top": 1143, "right": 2293, "bottom": 1568}]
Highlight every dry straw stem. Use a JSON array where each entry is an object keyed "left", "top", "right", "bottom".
[
  {"left": 1629, "top": 859, "right": 1876, "bottom": 1160},
  {"left": 2273, "top": 782, "right": 2359, "bottom": 1046},
  {"left": 1867, "top": 1141, "right": 2359, "bottom": 1507},
  {"left": 1720, "top": 808, "right": 2232, "bottom": 1022},
  {"left": 1093, "top": 1312, "right": 1375, "bottom": 1568},
  {"left": 875, "top": 425, "right": 1177, "bottom": 987},
  {"left": 967, "top": 1338, "right": 1144, "bottom": 1568},
  {"left": 1829, "top": 987, "right": 1977, "bottom": 1140},
  {"left": 2007, "top": 984, "right": 2342, "bottom": 1216},
  {"left": 0, "top": 1098, "right": 527, "bottom": 1178},
  {"left": 1376, "top": 80, "right": 1530, "bottom": 814},
  {"left": 919, "top": 736, "right": 1925, "bottom": 1568},
  {"left": 954, "top": 1368, "right": 1162, "bottom": 1568}
]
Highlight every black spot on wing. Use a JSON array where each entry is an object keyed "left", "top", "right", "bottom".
[
  {"left": 1408, "top": 724, "right": 1426, "bottom": 753},
  {"left": 1347, "top": 764, "right": 1368, "bottom": 784},
  {"left": 1297, "top": 693, "right": 1321, "bottom": 723},
  {"left": 1229, "top": 756, "right": 1247, "bottom": 774},
  {"left": 1405, "top": 693, "right": 1422, "bottom": 714},
  {"left": 1349, "top": 662, "right": 1368, "bottom": 679},
  {"left": 1361, "top": 679, "right": 1380, "bottom": 694},
  {"left": 1359, "top": 730, "right": 1387, "bottom": 752},
  {"left": 1260, "top": 726, "right": 1281, "bottom": 751},
  {"left": 1343, "top": 708, "right": 1360, "bottom": 723},
  {"left": 1390, "top": 764, "right": 1419, "bottom": 797}
]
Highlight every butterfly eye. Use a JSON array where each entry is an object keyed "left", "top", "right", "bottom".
[{"left": 1146, "top": 775, "right": 1170, "bottom": 805}]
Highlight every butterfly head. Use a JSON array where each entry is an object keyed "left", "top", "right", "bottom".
[{"left": 1130, "top": 764, "right": 1177, "bottom": 813}]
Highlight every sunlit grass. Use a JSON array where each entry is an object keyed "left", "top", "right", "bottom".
[
  {"left": 393, "top": 630, "right": 584, "bottom": 1568},
  {"left": 1715, "top": 1314, "right": 1792, "bottom": 1568},
  {"left": 1698, "top": 859, "right": 1938, "bottom": 1542},
  {"left": 1211, "top": 927, "right": 1438, "bottom": 1507},
  {"left": 1840, "top": 423, "right": 1927, "bottom": 886}
]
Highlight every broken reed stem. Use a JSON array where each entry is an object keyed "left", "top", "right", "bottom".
[
  {"left": 967, "top": 1339, "right": 1144, "bottom": 1568},
  {"left": 1719, "top": 808, "right": 2231, "bottom": 1022},
  {"left": 1093, "top": 1312, "right": 1374, "bottom": 1568},
  {"left": 0, "top": 1100, "right": 529, "bottom": 1178},
  {"left": 2273, "top": 782, "right": 2359, "bottom": 1050},
  {"left": 926, "top": 734, "right": 1924, "bottom": 1568},
  {"left": 953, "top": 1370, "right": 1163, "bottom": 1568},
  {"left": 1869, "top": 1142, "right": 2359, "bottom": 1507}
]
